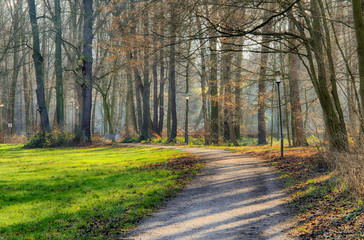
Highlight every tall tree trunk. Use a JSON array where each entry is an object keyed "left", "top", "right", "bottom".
[
  {"left": 81, "top": 0, "right": 93, "bottom": 141},
  {"left": 289, "top": 23, "right": 307, "bottom": 146},
  {"left": 158, "top": 47, "right": 165, "bottom": 135},
  {"left": 351, "top": 0, "right": 364, "bottom": 138},
  {"left": 8, "top": 2, "right": 21, "bottom": 134},
  {"left": 257, "top": 34, "right": 269, "bottom": 145},
  {"left": 141, "top": 10, "right": 151, "bottom": 140},
  {"left": 125, "top": 53, "right": 137, "bottom": 136},
  {"left": 197, "top": 18, "right": 211, "bottom": 145},
  {"left": 234, "top": 51, "right": 243, "bottom": 139},
  {"left": 111, "top": 75, "right": 117, "bottom": 131},
  {"left": 308, "top": 0, "right": 348, "bottom": 151},
  {"left": 91, "top": 90, "right": 97, "bottom": 135},
  {"left": 168, "top": 2, "right": 177, "bottom": 142},
  {"left": 152, "top": 21, "right": 159, "bottom": 134},
  {"left": 152, "top": 50, "right": 158, "bottom": 134},
  {"left": 54, "top": 0, "right": 64, "bottom": 127},
  {"left": 134, "top": 61, "right": 142, "bottom": 135},
  {"left": 318, "top": 0, "right": 348, "bottom": 142},
  {"left": 102, "top": 94, "right": 113, "bottom": 134},
  {"left": 27, "top": 0, "right": 51, "bottom": 132},
  {"left": 210, "top": 38, "right": 219, "bottom": 144},
  {"left": 222, "top": 41, "right": 232, "bottom": 141},
  {"left": 22, "top": 48, "right": 31, "bottom": 132},
  {"left": 167, "top": 79, "right": 171, "bottom": 138},
  {"left": 283, "top": 79, "right": 292, "bottom": 147}
]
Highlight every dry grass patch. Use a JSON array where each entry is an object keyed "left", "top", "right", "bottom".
[{"left": 239, "top": 146, "right": 364, "bottom": 239}]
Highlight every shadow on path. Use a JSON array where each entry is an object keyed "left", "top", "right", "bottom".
[{"left": 125, "top": 146, "right": 293, "bottom": 240}]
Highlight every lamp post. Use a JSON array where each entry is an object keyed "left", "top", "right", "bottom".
[
  {"left": 184, "top": 95, "right": 189, "bottom": 144},
  {"left": 0, "top": 103, "right": 4, "bottom": 131},
  {"left": 276, "top": 73, "right": 284, "bottom": 158},
  {"left": 8, "top": 119, "right": 12, "bottom": 136},
  {"left": 76, "top": 105, "right": 79, "bottom": 125}
]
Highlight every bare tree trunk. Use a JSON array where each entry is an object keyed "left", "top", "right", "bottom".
[
  {"left": 134, "top": 62, "right": 142, "bottom": 135},
  {"left": 234, "top": 51, "right": 243, "bottom": 139},
  {"left": 168, "top": 2, "right": 177, "bottom": 142},
  {"left": 141, "top": 10, "right": 151, "bottom": 140},
  {"left": 152, "top": 50, "right": 158, "bottom": 134},
  {"left": 23, "top": 48, "right": 31, "bottom": 132},
  {"left": 125, "top": 53, "right": 137, "bottom": 136},
  {"left": 210, "top": 38, "right": 219, "bottom": 144},
  {"left": 91, "top": 90, "right": 97, "bottom": 135},
  {"left": 111, "top": 75, "right": 117, "bottom": 131},
  {"left": 167, "top": 79, "right": 171, "bottom": 138},
  {"left": 222, "top": 41, "right": 231, "bottom": 141},
  {"left": 54, "top": 0, "right": 64, "bottom": 127},
  {"left": 8, "top": 2, "right": 21, "bottom": 134},
  {"left": 307, "top": 0, "right": 348, "bottom": 151},
  {"left": 351, "top": 0, "right": 364, "bottom": 138},
  {"left": 283, "top": 80, "right": 292, "bottom": 147},
  {"left": 197, "top": 18, "right": 211, "bottom": 145},
  {"left": 27, "top": 0, "right": 51, "bottom": 132},
  {"left": 257, "top": 36, "right": 269, "bottom": 145},
  {"left": 102, "top": 94, "right": 113, "bottom": 134},
  {"left": 289, "top": 23, "right": 307, "bottom": 146},
  {"left": 152, "top": 22, "right": 159, "bottom": 134},
  {"left": 81, "top": 0, "right": 93, "bottom": 141},
  {"left": 318, "top": 0, "right": 348, "bottom": 142},
  {"left": 158, "top": 47, "right": 165, "bottom": 135}
]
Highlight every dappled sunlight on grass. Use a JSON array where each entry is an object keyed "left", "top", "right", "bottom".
[{"left": 0, "top": 144, "right": 201, "bottom": 239}]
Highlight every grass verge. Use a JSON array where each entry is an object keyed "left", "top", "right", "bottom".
[{"left": 0, "top": 144, "right": 202, "bottom": 239}]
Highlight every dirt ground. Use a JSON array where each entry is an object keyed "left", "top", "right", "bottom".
[{"left": 125, "top": 146, "right": 294, "bottom": 240}]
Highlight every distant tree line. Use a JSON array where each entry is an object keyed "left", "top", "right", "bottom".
[{"left": 0, "top": 0, "right": 363, "bottom": 151}]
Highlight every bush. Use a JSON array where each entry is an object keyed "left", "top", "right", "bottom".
[
  {"left": 23, "top": 130, "right": 75, "bottom": 149},
  {"left": 307, "top": 135, "right": 322, "bottom": 148},
  {"left": 122, "top": 135, "right": 141, "bottom": 143}
]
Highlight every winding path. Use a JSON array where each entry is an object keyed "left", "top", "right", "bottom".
[{"left": 126, "top": 146, "right": 293, "bottom": 240}]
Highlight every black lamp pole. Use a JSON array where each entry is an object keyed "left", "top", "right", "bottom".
[
  {"left": 185, "top": 95, "right": 189, "bottom": 144},
  {"left": 276, "top": 75, "right": 284, "bottom": 158}
]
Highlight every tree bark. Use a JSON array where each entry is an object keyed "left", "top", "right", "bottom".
[
  {"left": 222, "top": 41, "right": 232, "bottom": 141},
  {"left": 234, "top": 51, "right": 243, "bottom": 139},
  {"left": 81, "top": 0, "right": 93, "bottom": 141},
  {"left": 210, "top": 38, "right": 219, "bottom": 144},
  {"left": 351, "top": 0, "right": 364, "bottom": 137},
  {"left": 288, "top": 23, "right": 307, "bottom": 146},
  {"left": 22, "top": 48, "right": 31, "bottom": 132},
  {"left": 141, "top": 10, "right": 151, "bottom": 140},
  {"left": 168, "top": 2, "right": 177, "bottom": 142},
  {"left": 158, "top": 47, "right": 165, "bottom": 135},
  {"left": 197, "top": 18, "right": 211, "bottom": 145},
  {"left": 27, "top": 0, "right": 51, "bottom": 132},
  {"left": 54, "top": 0, "right": 64, "bottom": 127},
  {"left": 308, "top": 0, "right": 348, "bottom": 151},
  {"left": 257, "top": 35, "right": 269, "bottom": 145}
]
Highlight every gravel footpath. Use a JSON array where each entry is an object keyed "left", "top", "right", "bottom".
[{"left": 125, "top": 146, "right": 294, "bottom": 240}]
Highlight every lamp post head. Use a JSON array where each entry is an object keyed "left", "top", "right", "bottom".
[
  {"left": 0, "top": 103, "right": 4, "bottom": 107},
  {"left": 185, "top": 96, "right": 189, "bottom": 100},
  {"left": 275, "top": 71, "right": 282, "bottom": 84},
  {"left": 276, "top": 76, "right": 281, "bottom": 84}
]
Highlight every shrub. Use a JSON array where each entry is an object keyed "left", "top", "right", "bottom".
[
  {"left": 122, "top": 135, "right": 141, "bottom": 143},
  {"left": 307, "top": 135, "right": 322, "bottom": 148},
  {"left": 23, "top": 130, "right": 75, "bottom": 149}
]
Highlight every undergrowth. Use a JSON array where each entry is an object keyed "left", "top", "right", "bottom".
[
  {"left": 23, "top": 129, "right": 76, "bottom": 148},
  {"left": 246, "top": 147, "right": 364, "bottom": 239}
]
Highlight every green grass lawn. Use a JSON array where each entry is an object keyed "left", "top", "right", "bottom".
[{"left": 0, "top": 144, "right": 201, "bottom": 239}]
